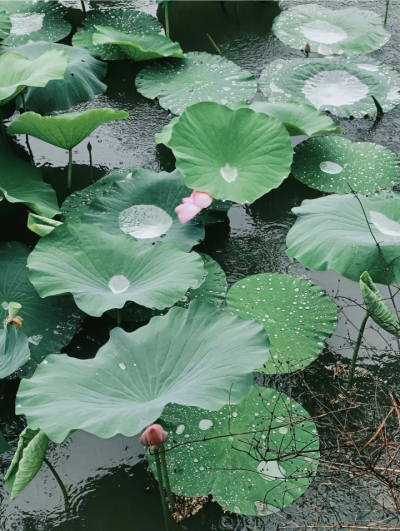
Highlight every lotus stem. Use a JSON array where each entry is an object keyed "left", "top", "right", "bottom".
[
  {"left": 21, "top": 94, "right": 26, "bottom": 114},
  {"left": 87, "top": 142, "right": 93, "bottom": 182},
  {"left": 165, "top": 1, "right": 170, "bottom": 39},
  {"left": 80, "top": 0, "right": 86, "bottom": 16},
  {"left": 154, "top": 449, "right": 171, "bottom": 530},
  {"left": 385, "top": 0, "right": 390, "bottom": 25},
  {"left": 67, "top": 149, "right": 73, "bottom": 190},
  {"left": 159, "top": 444, "right": 175, "bottom": 510},
  {"left": 43, "top": 456, "right": 70, "bottom": 513},
  {"left": 207, "top": 34, "right": 222, "bottom": 55},
  {"left": 348, "top": 312, "right": 369, "bottom": 388}
]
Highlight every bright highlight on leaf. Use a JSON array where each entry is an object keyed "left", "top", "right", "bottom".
[{"left": 16, "top": 300, "right": 270, "bottom": 442}]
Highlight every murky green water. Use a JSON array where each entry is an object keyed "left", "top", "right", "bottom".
[{"left": 1, "top": 1, "right": 400, "bottom": 529}]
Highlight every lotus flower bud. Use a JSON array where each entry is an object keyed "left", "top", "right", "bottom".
[
  {"left": 140, "top": 424, "right": 168, "bottom": 450},
  {"left": 175, "top": 190, "right": 213, "bottom": 224}
]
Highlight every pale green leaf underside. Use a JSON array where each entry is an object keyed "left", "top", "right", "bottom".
[
  {"left": 16, "top": 300, "right": 270, "bottom": 443},
  {"left": 286, "top": 193, "right": 400, "bottom": 285},
  {"left": 0, "top": 10, "right": 11, "bottom": 38},
  {"left": 8, "top": 109, "right": 129, "bottom": 151},
  {"left": 168, "top": 102, "right": 293, "bottom": 204},
  {"left": 5, "top": 427, "right": 49, "bottom": 501},
  {"left": 292, "top": 136, "right": 400, "bottom": 195},
  {"left": 273, "top": 4, "right": 390, "bottom": 56},
  {"left": 28, "top": 213, "right": 62, "bottom": 237},
  {"left": 152, "top": 386, "right": 319, "bottom": 516},
  {"left": 27, "top": 224, "right": 205, "bottom": 317},
  {"left": 259, "top": 57, "right": 400, "bottom": 118},
  {"left": 226, "top": 274, "right": 337, "bottom": 374},
  {"left": 136, "top": 51, "right": 257, "bottom": 115},
  {"left": 0, "top": 327, "right": 31, "bottom": 380}
]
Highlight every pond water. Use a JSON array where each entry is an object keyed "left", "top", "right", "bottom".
[{"left": 1, "top": 1, "right": 400, "bottom": 530}]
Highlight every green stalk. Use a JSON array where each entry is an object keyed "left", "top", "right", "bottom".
[
  {"left": 348, "top": 312, "right": 369, "bottom": 388},
  {"left": 207, "top": 34, "right": 222, "bottom": 55},
  {"left": 67, "top": 149, "right": 73, "bottom": 190},
  {"left": 87, "top": 142, "right": 93, "bottom": 182},
  {"left": 154, "top": 449, "right": 171, "bottom": 531},
  {"left": 165, "top": 1, "right": 170, "bottom": 38},
  {"left": 43, "top": 456, "right": 70, "bottom": 513},
  {"left": 21, "top": 94, "right": 26, "bottom": 113},
  {"left": 159, "top": 444, "right": 175, "bottom": 510},
  {"left": 384, "top": 0, "right": 390, "bottom": 25}
]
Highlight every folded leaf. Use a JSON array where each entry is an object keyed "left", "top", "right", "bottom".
[{"left": 28, "top": 213, "right": 62, "bottom": 237}]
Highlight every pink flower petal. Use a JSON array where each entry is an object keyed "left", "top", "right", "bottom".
[
  {"left": 192, "top": 191, "right": 213, "bottom": 208},
  {"left": 175, "top": 203, "right": 202, "bottom": 224}
]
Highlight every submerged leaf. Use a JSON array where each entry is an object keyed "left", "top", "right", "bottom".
[
  {"left": 28, "top": 213, "right": 62, "bottom": 237},
  {"left": 0, "top": 326, "right": 31, "bottom": 380},
  {"left": 16, "top": 300, "right": 270, "bottom": 442},
  {"left": 5, "top": 427, "right": 49, "bottom": 501},
  {"left": 152, "top": 386, "right": 319, "bottom": 516}
]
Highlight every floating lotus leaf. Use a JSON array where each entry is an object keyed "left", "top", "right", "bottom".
[
  {"left": 92, "top": 26, "right": 185, "bottom": 62},
  {"left": 5, "top": 427, "right": 49, "bottom": 501},
  {"left": 0, "top": 10, "right": 11, "bottom": 39},
  {"left": 273, "top": 4, "right": 390, "bottom": 56},
  {"left": 8, "top": 108, "right": 129, "bottom": 150},
  {"left": 0, "top": 49, "right": 68, "bottom": 107},
  {"left": 27, "top": 224, "right": 205, "bottom": 317},
  {"left": 0, "top": 142, "right": 59, "bottom": 218},
  {"left": 82, "top": 169, "right": 204, "bottom": 252},
  {"left": 292, "top": 136, "right": 400, "bottom": 195},
  {"left": 0, "top": 327, "right": 31, "bottom": 380},
  {"left": 168, "top": 102, "right": 293, "bottom": 204},
  {"left": 27, "top": 213, "right": 62, "bottom": 238},
  {"left": 259, "top": 57, "right": 400, "bottom": 118},
  {"left": 2, "top": 42, "right": 107, "bottom": 114},
  {"left": 0, "top": 430, "right": 11, "bottom": 454},
  {"left": 286, "top": 193, "right": 400, "bottom": 285},
  {"left": 72, "top": 9, "right": 162, "bottom": 61},
  {"left": 226, "top": 274, "right": 337, "bottom": 374},
  {"left": 150, "top": 386, "right": 319, "bottom": 516},
  {"left": 1, "top": 1, "right": 71, "bottom": 46},
  {"left": 0, "top": 242, "right": 82, "bottom": 378},
  {"left": 16, "top": 300, "right": 270, "bottom": 442},
  {"left": 136, "top": 52, "right": 257, "bottom": 115},
  {"left": 155, "top": 116, "right": 179, "bottom": 146}
]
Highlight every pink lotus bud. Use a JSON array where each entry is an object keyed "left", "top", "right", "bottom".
[
  {"left": 175, "top": 190, "right": 213, "bottom": 224},
  {"left": 140, "top": 424, "right": 168, "bottom": 450}
]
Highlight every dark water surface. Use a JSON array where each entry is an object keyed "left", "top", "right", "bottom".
[{"left": 2, "top": 1, "right": 400, "bottom": 530}]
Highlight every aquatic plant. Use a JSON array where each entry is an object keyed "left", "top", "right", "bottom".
[
  {"left": 0, "top": 9, "right": 11, "bottom": 39},
  {"left": 175, "top": 190, "right": 213, "bottom": 224},
  {"left": 27, "top": 214, "right": 62, "bottom": 237}
]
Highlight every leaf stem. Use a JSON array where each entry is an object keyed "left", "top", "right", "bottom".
[
  {"left": 207, "top": 34, "right": 222, "bottom": 55},
  {"left": 159, "top": 444, "right": 175, "bottom": 510},
  {"left": 87, "top": 142, "right": 93, "bottom": 182},
  {"left": 165, "top": 1, "right": 170, "bottom": 39},
  {"left": 385, "top": 0, "right": 390, "bottom": 25},
  {"left": 154, "top": 449, "right": 171, "bottom": 531},
  {"left": 67, "top": 149, "right": 73, "bottom": 190},
  {"left": 348, "top": 312, "right": 369, "bottom": 388},
  {"left": 43, "top": 456, "right": 70, "bottom": 514}
]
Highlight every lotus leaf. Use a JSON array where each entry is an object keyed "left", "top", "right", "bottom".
[
  {"left": 168, "top": 102, "right": 293, "bottom": 204},
  {"left": 0, "top": 49, "right": 68, "bottom": 107},
  {"left": 0, "top": 10, "right": 11, "bottom": 39},
  {"left": 92, "top": 26, "right": 185, "bottom": 61},
  {"left": 155, "top": 116, "right": 179, "bottom": 146},
  {"left": 0, "top": 242, "right": 82, "bottom": 378},
  {"left": 286, "top": 193, "right": 400, "bottom": 285},
  {"left": 0, "top": 142, "right": 59, "bottom": 218},
  {"left": 259, "top": 57, "right": 400, "bottom": 118},
  {"left": 5, "top": 427, "right": 49, "bottom": 501},
  {"left": 0, "top": 430, "right": 11, "bottom": 454},
  {"left": 226, "top": 274, "right": 337, "bottom": 374},
  {"left": 273, "top": 5, "right": 390, "bottom": 56},
  {"left": 292, "top": 136, "right": 400, "bottom": 195},
  {"left": 72, "top": 9, "right": 162, "bottom": 61},
  {"left": 136, "top": 52, "right": 257, "bottom": 115},
  {"left": 360, "top": 271, "right": 400, "bottom": 337},
  {"left": 151, "top": 386, "right": 319, "bottom": 515},
  {"left": 28, "top": 213, "right": 62, "bottom": 238},
  {"left": 2, "top": 42, "right": 107, "bottom": 114},
  {"left": 82, "top": 169, "right": 203, "bottom": 252},
  {"left": 1, "top": 1, "right": 70, "bottom": 46},
  {"left": 7, "top": 108, "right": 129, "bottom": 150},
  {"left": 0, "top": 326, "right": 31, "bottom": 380},
  {"left": 16, "top": 300, "right": 270, "bottom": 442},
  {"left": 27, "top": 224, "right": 205, "bottom": 317}
]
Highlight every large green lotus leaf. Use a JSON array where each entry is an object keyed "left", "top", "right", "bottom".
[
  {"left": 0, "top": 142, "right": 59, "bottom": 218},
  {"left": 82, "top": 169, "right": 204, "bottom": 252},
  {"left": 92, "top": 26, "right": 185, "bottom": 62},
  {"left": 0, "top": 430, "right": 11, "bottom": 454},
  {"left": 72, "top": 9, "right": 162, "bottom": 61},
  {"left": 0, "top": 49, "right": 68, "bottom": 107},
  {"left": 0, "top": 242, "right": 82, "bottom": 378},
  {"left": 5, "top": 427, "right": 49, "bottom": 501},
  {"left": 360, "top": 271, "right": 400, "bottom": 337},
  {"left": 226, "top": 274, "right": 337, "bottom": 374},
  {"left": 16, "top": 300, "right": 270, "bottom": 442},
  {"left": 168, "top": 102, "right": 293, "bottom": 204},
  {"left": 151, "top": 386, "right": 319, "bottom": 516},
  {"left": 0, "top": 327, "right": 31, "bottom": 380},
  {"left": 8, "top": 109, "right": 129, "bottom": 150},
  {"left": 273, "top": 4, "right": 390, "bottom": 56},
  {"left": 27, "top": 224, "right": 205, "bottom": 317},
  {"left": 2, "top": 42, "right": 107, "bottom": 114},
  {"left": 136, "top": 52, "right": 257, "bottom": 115},
  {"left": 0, "top": 10, "right": 11, "bottom": 39},
  {"left": 259, "top": 57, "right": 400, "bottom": 118},
  {"left": 1, "top": 1, "right": 71, "bottom": 46},
  {"left": 292, "top": 136, "right": 400, "bottom": 195},
  {"left": 286, "top": 193, "right": 400, "bottom": 285}
]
